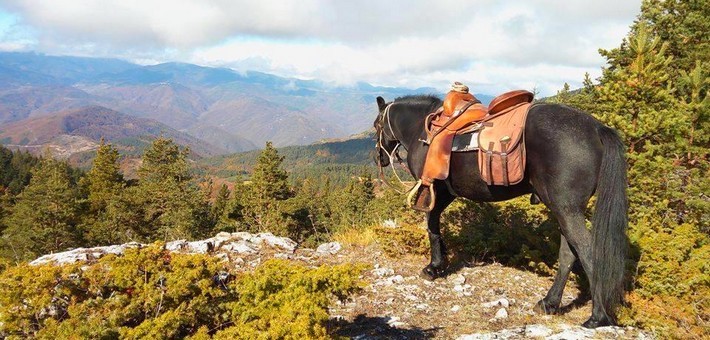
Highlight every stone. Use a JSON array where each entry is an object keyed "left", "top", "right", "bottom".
[
  {"left": 223, "top": 241, "right": 257, "bottom": 254},
  {"left": 524, "top": 324, "right": 553, "bottom": 337},
  {"left": 494, "top": 308, "right": 508, "bottom": 319},
  {"left": 316, "top": 242, "right": 342, "bottom": 255},
  {"left": 372, "top": 267, "right": 395, "bottom": 278},
  {"left": 451, "top": 305, "right": 461, "bottom": 312},
  {"left": 386, "top": 316, "right": 406, "bottom": 328},
  {"left": 452, "top": 274, "right": 466, "bottom": 285},
  {"left": 254, "top": 232, "right": 298, "bottom": 252},
  {"left": 546, "top": 325, "right": 595, "bottom": 340},
  {"left": 389, "top": 275, "right": 404, "bottom": 284},
  {"left": 481, "top": 298, "right": 509, "bottom": 308}
]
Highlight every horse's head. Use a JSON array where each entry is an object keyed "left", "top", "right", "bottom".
[{"left": 373, "top": 96, "right": 400, "bottom": 168}]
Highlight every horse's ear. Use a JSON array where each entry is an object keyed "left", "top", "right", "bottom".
[{"left": 376, "top": 96, "right": 387, "bottom": 111}]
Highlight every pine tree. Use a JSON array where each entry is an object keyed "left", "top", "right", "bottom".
[
  {"left": 242, "top": 142, "right": 292, "bottom": 232},
  {"left": 134, "top": 137, "right": 204, "bottom": 241},
  {"left": 597, "top": 24, "right": 681, "bottom": 156},
  {"left": 636, "top": 0, "right": 710, "bottom": 82},
  {"left": 331, "top": 175, "right": 375, "bottom": 230},
  {"left": 594, "top": 11, "right": 709, "bottom": 336},
  {"left": 80, "top": 140, "right": 135, "bottom": 245},
  {"left": 83, "top": 139, "right": 123, "bottom": 212},
  {"left": 251, "top": 142, "right": 290, "bottom": 202},
  {"left": 212, "top": 183, "right": 230, "bottom": 227},
  {"left": 1, "top": 158, "right": 83, "bottom": 261}
]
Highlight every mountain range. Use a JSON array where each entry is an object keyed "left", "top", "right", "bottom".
[{"left": 0, "top": 51, "right": 494, "bottom": 160}]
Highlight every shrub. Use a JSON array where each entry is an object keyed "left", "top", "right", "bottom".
[
  {"left": 0, "top": 245, "right": 366, "bottom": 339},
  {"left": 442, "top": 198, "right": 561, "bottom": 275},
  {"left": 373, "top": 221, "right": 430, "bottom": 257},
  {"left": 619, "top": 222, "right": 709, "bottom": 338}
]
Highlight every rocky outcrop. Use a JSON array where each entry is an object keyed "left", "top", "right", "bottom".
[{"left": 30, "top": 232, "right": 299, "bottom": 266}]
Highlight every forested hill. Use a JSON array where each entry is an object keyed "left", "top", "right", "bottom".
[{"left": 199, "top": 132, "right": 376, "bottom": 184}]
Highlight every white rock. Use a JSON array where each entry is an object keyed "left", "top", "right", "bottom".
[
  {"left": 382, "top": 219, "right": 398, "bottom": 228},
  {"left": 316, "top": 242, "right": 342, "bottom": 255},
  {"left": 223, "top": 241, "right": 257, "bottom": 254},
  {"left": 524, "top": 324, "right": 553, "bottom": 337},
  {"left": 415, "top": 303, "right": 429, "bottom": 310},
  {"left": 481, "top": 298, "right": 509, "bottom": 308},
  {"left": 546, "top": 326, "right": 595, "bottom": 340},
  {"left": 389, "top": 275, "right": 404, "bottom": 284},
  {"left": 451, "top": 305, "right": 461, "bottom": 312},
  {"left": 186, "top": 240, "right": 213, "bottom": 253},
  {"left": 457, "top": 328, "right": 524, "bottom": 340},
  {"left": 454, "top": 284, "right": 466, "bottom": 292},
  {"left": 494, "top": 308, "right": 508, "bottom": 319},
  {"left": 452, "top": 274, "right": 466, "bottom": 285},
  {"left": 372, "top": 267, "right": 395, "bottom": 277},
  {"left": 386, "top": 316, "right": 407, "bottom": 328},
  {"left": 254, "top": 232, "right": 297, "bottom": 252}
]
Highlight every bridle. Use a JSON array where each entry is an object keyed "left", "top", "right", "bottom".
[{"left": 375, "top": 102, "right": 415, "bottom": 194}]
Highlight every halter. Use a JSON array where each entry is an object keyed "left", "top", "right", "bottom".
[{"left": 375, "top": 103, "right": 415, "bottom": 194}]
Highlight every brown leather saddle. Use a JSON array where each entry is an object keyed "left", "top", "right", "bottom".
[{"left": 409, "top": 88, "right": 534, "bottom": 212}]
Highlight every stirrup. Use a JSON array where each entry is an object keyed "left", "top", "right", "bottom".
[{"left": 407, "top": 180, "right": 436, "bottom": 212}]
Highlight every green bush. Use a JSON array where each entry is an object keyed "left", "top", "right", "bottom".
[
  {"left": 442, "top": 197, "right": 561, "bottom": 275},
  {"left": 619, "top": 222, "right": 709, "bottom": 338},
  {"left": 373, "top": 222, "right": 430, "bottom": 257},
  {"left": 0, "top": 245, "right": 366, "bottom": 339}
]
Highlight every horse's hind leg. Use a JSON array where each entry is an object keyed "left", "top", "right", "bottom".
[
  {"left": 421, "top": 183, "right": 455, "bottom": 280},
  {"left": 552, "top": 209, "right": 613, "bottom": 327},
  {"left": 535, "top": 234, "right": 576, "bottom": 314}
]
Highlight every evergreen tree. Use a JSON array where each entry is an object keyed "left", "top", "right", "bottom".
[
  {"left": 134, "top": 137, "right": 204, "bottom": 241},
  {"left": 212, "top": 183, "right": 230, "bottom": 228},
  {"left": 80, "top": 141, "right": 135, "bottom": 245},
  {"left": 251, "top": 142, "right": 290, "bottom": 202},
  {"left": 83, "top": 140, "right": 123, "bottom": 212},
  {"left": 331, "top": 175, "right": 375, "bottom": 230},
  {"left": 636, "top": 0, "right": 710, "bottom": 81},
  {"left": 1, "top": 158, "right": 83, "bottom": 261},
  {"left": 597, "top": 24, "right": 681, "bottom": 156},
  {"left": 241, "top": 142, "right": 292, "bottom": 233},
  {"left": 592, "top": 11, "right": 709, "bottom": 336},
  {"left": 0, "top": 147, "right": 40, "bottom": 195}
]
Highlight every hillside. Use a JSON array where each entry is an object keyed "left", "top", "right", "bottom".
[
  {"left": 199, "top": 132, "right": 376, "bottom": 184},
  {"left": 0, "top": 52, "right": 468, "bottom": 153},
  {"left": 0, "top": 105, "right": 225, "bottom": 161},
  {"left": 10, "top": 231, "right": 648, "bottom": 339}
]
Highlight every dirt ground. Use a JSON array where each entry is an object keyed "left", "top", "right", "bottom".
[{"left": 312, "top": 243, "right": 648, "bottom": 339}]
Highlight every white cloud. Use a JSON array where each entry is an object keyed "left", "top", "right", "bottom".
[{"left": 0, "top": 0, "right": 642, "bottom": 95}]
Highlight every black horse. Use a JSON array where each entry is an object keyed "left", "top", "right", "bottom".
[{"left": 373, "top": 95, "right": 628, "bottom": 328}]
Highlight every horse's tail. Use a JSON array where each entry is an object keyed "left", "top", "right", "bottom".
[{"left": 592, "top": 125, "right": 628, "bottom": 321}]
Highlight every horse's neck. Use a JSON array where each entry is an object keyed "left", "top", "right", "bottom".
[{"left": 390, "top": 108, "right": 428, "bottom": 149}]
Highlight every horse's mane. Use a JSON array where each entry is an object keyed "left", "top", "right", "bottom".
[{"left": 393, "top": 94, "right": 442, "bottom": 112}]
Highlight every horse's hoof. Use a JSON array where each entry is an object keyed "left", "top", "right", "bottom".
[
  {"left": 582, "top": 315, "right": 613, "bottom": 328},
  {"left": 420, "top": 265, "right": 445, "bottom": 281},
  {"left": 533, "top": 299, "right": 559, "bottom": 315}
]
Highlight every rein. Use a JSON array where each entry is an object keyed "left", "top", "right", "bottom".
[{"left": 376, "top": 103, "right": 416, "bottom": 194}]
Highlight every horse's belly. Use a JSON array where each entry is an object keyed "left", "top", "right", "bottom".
[{"left": 449, "top": 152, "right": 532, "bottom": 202}]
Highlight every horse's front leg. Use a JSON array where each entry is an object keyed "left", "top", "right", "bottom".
[{"left": 421, "top": 184, "right": 455, "bottom": 281}]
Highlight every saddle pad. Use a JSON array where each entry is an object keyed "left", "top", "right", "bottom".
[
  {"left": 451, "top": 131, "right": 480, "bottom": 152},
  {"left": 477, "top": 102, "right": 532, "bottom": 185}
]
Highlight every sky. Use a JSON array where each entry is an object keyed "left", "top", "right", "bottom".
[{"left": 0, "top": 0, "right": 642, "bottom": 96}]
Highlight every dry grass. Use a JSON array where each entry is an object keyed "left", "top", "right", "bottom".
[{"left": 332, "top": 226, "right": 379, "bottom": 247}]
